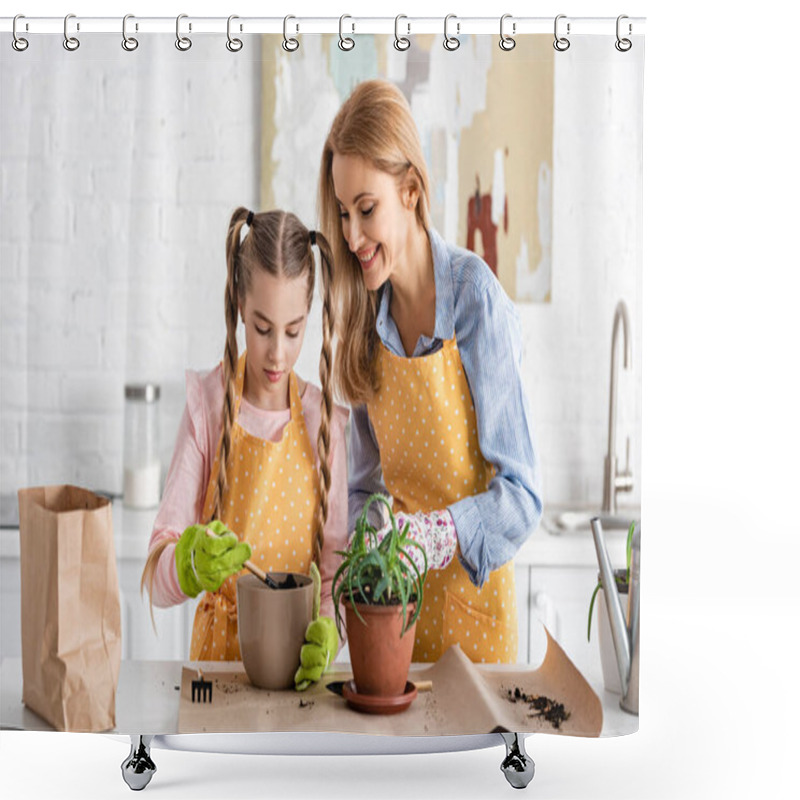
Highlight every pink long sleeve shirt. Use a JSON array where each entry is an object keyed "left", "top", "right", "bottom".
[{"left": 146, "top": 364, "right": 349, "bottom": 622}]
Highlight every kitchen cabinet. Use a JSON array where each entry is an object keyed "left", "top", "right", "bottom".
[
  {"left": 117, "top": 559, "right": 201, "bottom": 661},
  {"left": 513, "top": 562, "right": 601, "bottom": 681},
  {"left": 514, "top": 518, "right": 631, "bottom": 685}
]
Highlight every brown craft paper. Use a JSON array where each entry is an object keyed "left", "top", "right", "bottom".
[
  {"left": 17, "top": 485, "right": 122, "bottom": 731},
  {"left": 178, "top": 629, "right": 602, "bottom": 737}
]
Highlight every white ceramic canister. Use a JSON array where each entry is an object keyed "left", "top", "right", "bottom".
[{"left": 123, "top": 383, "right": 161, "bottom": 509}]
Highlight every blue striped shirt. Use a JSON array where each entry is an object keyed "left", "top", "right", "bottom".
[{"left": 348, "top": 227, "right": 543, "bottom": 587}]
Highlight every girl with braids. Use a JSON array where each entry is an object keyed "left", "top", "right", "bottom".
[
  {"left": 320, "top": 80, "right": 542, "bottom": 665},
  {"left": 141, "top": 208, "right": 347, "bottom": 686}
]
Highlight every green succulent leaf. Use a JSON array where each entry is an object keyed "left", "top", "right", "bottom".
[
  {"left": 626, "top": 521, "right": 635, "bottom": 579},
  {"left": 587, "top": 583, "right": 601, "bottom": 642},
  {"left": 331, "top": 493, "right": 428, "bottom": 641}
]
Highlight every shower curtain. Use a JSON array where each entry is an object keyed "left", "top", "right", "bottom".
[{"left": 0, "top": 17, "right": 644, "bottom": 743}]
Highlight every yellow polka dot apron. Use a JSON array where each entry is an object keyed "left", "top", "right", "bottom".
[
  {"left": 367, "top": 338, "right": 518, "bottom": 664},
  {"left": 190, "top": 354, "right": 318, "bottom": 661}
]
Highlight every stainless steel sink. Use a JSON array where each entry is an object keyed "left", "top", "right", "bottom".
[{"left": 543, "top": 508, "right": 640, "bottom": 535}]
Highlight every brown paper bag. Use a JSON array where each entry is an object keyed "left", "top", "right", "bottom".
[{"left": 17, "top": 485, "right": 122, "bottom": 731}]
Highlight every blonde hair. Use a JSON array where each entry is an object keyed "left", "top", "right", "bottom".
[
  {"left": 141, "top": 209, "right": 335, "bottom": 619},
  {"left": 319, "top": 79, "right": 431, "bottom": 405}
]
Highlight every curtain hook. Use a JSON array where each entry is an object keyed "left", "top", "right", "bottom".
[
  {"left": 553, "top": 14, "right": 570, "bottom": 52},
  {"left": 394, "top": 14, "right": 410, "bottom": 51},
  {"left": 176, "top": 14, "right": 192, "bottom": 51},
  {"left": 615, "top": 15, "right": 632, "bottom": 52},
  {"left": 443, "top": 14, "right": 460, "bottom": 51},
  {"left": 338, "top": 15, "right": 355, "bottom": 51},
  {"left": 227, "top": 15, "right": 243, "bottom": 52},
  {"left": 499, "top": 14, "right": 516, "bottom": 51},
  {"left": 63, "top": 13, "right": 80, "bottom": 52},
  {"left": 282, "top": 15, "right": 299, "bottom": 52},
  {"left": 12, "top": 15, "right": 29, "bottom": 52},
  {"left": 122, "top": 14, "right": 139, "bottom": 52}
]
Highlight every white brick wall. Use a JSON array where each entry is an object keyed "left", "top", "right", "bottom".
[
  {"left": 1, "top": 35, "right": 264, "bottom": 521},
  {"left": 528, "top": 37, "right": 644, "bottom": 508},
  {"left": 0, "top": 34, "right": 642, "bottom": 524}
]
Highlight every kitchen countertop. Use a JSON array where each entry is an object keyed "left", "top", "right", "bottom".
[
  {"left": 1, "top": 499, "right": 635, "bottom": 568},
  {"left": 0, "top": 657, "right": 638, "bottom": 738}
]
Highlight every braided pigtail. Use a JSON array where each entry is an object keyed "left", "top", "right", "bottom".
[
  {"left": 210, "top": 206, "right": 250, "bottom": 528},
  {"left": 311, "top": 231, "right": 335, "bottom": 570},
  {"left": 140, "top": 537, "right": 171, "bottom": 631}
]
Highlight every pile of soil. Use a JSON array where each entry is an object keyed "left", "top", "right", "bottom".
[{"left": 505, "top": 687, "right": 571, "bottom": 730}]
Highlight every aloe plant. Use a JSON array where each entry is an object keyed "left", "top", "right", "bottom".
[
  {"left": 331, "top": 494, "right": 428, "bottom": 639},
  {"left": 587, "top": 520, "right": 636, "bottom": 641}
]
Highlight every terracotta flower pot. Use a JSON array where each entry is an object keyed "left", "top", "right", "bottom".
[
  {"left": 345, "top": 600, "right": 417, "bottom": 697},
  {"left": 236, "top": 572, "right": 313, "bottom": 690}
]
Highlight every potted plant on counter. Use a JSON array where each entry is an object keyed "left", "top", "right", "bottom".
[
  {"left": 587, "top": 520, "right": 636, "bottom": 693},
  {"left": 332, "top": 494, "right": 428, "bottom": 706}
]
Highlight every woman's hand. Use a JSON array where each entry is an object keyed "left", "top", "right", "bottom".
[
  {"left": 377, "top": 510, "right": 458, "bottom": 575},
  {"left": 174, "top": 520, "right": 252, "bottom": 597}
]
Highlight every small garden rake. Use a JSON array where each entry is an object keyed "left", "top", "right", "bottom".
[{"left": 191, "top": 668, "right": 212, "bottom": 703}]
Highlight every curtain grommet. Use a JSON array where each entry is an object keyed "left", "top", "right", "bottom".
[
  {"left": 443, "top": 14, "right": 460, "bottom": 51},
  {"left": 338, "top": 14, "right": 355, "bottom": 51},
  {"left": 226, "top": 15, "right": 243, "bottom": 52},
  {"left": 63, "top": 14, "right": 80, "bottom": 52},
  {"left": 12, "top": 15, "right": 29, "bottom": 52},
  {"left": 553, "top": 14, "right": 570, "bottom": 52},
  {"left": 499, "top": 14, "right": 516, "bottom": 51},
  {"left": 394, "top": 15, "right": 410, "bottom": 51},
  {"left": 175, "top": 14, "right": 192, "bottom": 51},
  {"left": 122, "top": 14, "right": 139, "bottom": 52}
]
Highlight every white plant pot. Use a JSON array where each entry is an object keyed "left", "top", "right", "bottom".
[{"left": 597, "top": 584, "right": 629, "bottom": 695}]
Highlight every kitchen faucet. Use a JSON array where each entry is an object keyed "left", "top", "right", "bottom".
[{"left": 602, "top": 300, "right": 634, "bottom": 514}]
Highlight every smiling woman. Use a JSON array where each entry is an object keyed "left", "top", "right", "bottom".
[
  {"left": 331, "top": 153, "right": 437, "bottom": 357},
  {"left": 319, "top": 80, "right": 433, "bottom": 405},
  {"left": 319, "top": 80, "right": 543, "bottom": 666}
]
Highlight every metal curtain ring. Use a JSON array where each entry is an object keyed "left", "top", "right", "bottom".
[
  {"left": 499, "top": 14, "right": 515, "bottom": 51},
  {"left": 122, "top": 14, "right": 139, "bottom": 51},
  {"left": 12, "top": 15, "right": 29, "bottom": 52},
  {"left": 227, "top": 15, "right": 243, "bottom": 52},
  {"left": 282, "top": 15, "right": 299, "bottom": 52},
  {"left": 63, "top": 14, "right": 80, "bottom": 51},
  {"left": 615, "top": 15, "right": 632, "bottom": 52},
  {"left": 176, "top": 14, "right": 192, "bottom": 51},
  {"left": 394, "top": 15, "right": 410, "bottom": 51},
  {"left": 339, "top": 15, "right": 355, "bottom": 51},
  {"left": 443, "top": 14, "right": 460, "bottom": 51},
  {"left": 553, "top": 14, "right": 570, "bottom": 52}
]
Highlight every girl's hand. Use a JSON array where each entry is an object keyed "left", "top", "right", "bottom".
[
  {"left": 174, "top": 520, "right": 252, "bottom": 597},
  {"left": 294, "top": 617, "right": 338, "bottom": 691},
  {"left": 295, "top": 562, "right": 339, "bottom": 691},
  {"left": 377, "top": 510, "right": 458, "bottom": 574}
]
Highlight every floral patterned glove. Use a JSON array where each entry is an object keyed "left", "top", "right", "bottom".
[{"left": 376, "top": 509, "right": 458, "bottom": 576}]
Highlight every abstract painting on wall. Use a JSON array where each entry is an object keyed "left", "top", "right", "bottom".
[{"left": 260, "top": 34, "right": 553, "bottom": 302}]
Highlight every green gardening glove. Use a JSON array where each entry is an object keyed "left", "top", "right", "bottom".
[
  {"left": 174, "top": 520, "right": 252, "bottom": 598},
  {"left": 294, "top": 562, "right": 339, "bottom": 691}
]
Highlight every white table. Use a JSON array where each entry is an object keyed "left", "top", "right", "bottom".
[{"left": 0, "top": 657, "right": 637, "bottom": 738}]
